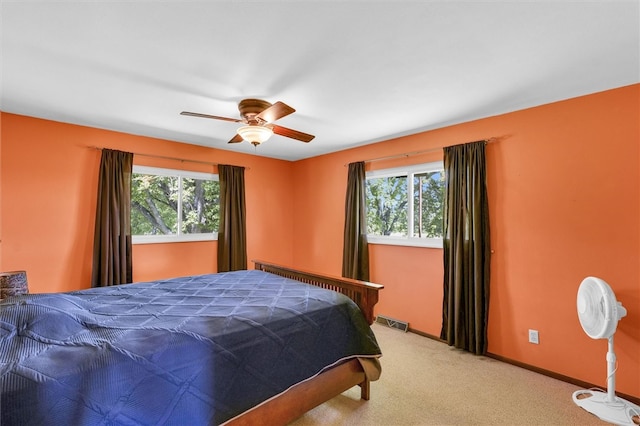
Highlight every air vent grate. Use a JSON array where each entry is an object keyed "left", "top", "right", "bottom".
[{"left": 375, "top": 315, "right": 409, "bottom": 332}]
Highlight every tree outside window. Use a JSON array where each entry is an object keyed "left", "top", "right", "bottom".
[
  {"left": 131, "top": 166, "right": 219, "bottom": 243},
  {"left": 365, "top": 162, "right": 444, "bottom": 248}
]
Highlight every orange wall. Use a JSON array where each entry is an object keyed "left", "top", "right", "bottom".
[
  {"left": 0, "top": 113, "right": 3, "bottom": 270},
  {"left": 1, "top": 84, "right": 638, "bottom": 398},
  {"left": 291, "top": 84, "right": 640, "bottom": 397},
  {"left": 0, "top": 114, "right": 295, "bottom": 291}
]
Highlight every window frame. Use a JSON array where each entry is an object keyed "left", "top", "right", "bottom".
[
  {"left": 365, "top": 161, "right": 444, "bottom": 249},
  {"left": 131, "top": 165, "right": 219, "bottom": 245}
]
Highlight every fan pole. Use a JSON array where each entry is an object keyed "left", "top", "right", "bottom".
[{"left": 606, "top": 335, "right": 617, "bottom": 403}]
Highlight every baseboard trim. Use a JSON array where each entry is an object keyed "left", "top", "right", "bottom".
[
  {"left": 486, "top": 352, "right": 640, "bottom": 407},
  {"left": 404, "top": 327, "right": 640, "bottom": 406},
  {"left": 407, "top": 327, "right": 444, "bottom": 342}
]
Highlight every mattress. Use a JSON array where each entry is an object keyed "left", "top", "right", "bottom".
[{"left": 0, "top": 269, "right": 381, "bottom": 425}]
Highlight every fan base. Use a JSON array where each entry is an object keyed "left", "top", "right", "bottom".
[{"left": 573, "top": 390, "right": 640, "bottom": 425}]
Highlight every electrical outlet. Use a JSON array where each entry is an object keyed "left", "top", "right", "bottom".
[{"left": 528, "top": 329, "right": 539, "bottom": 344}]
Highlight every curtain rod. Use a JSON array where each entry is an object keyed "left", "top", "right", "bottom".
[
  {"left": 90, "top": 146, "right": 249, "bottom": 169},
  {"left": 349, "top": 137, "right": 497, "bottom": 166}
]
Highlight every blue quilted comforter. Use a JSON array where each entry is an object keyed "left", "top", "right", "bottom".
[{"left": 0, "top": 270, "right": 381, "bottom": 425}]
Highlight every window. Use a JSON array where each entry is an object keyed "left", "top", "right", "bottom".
[
  {"left": 365, "top": 161, "right": 444, "bottom": 248},
  {"left": 131, "top": 166, "right": 219, "bottom": 244}
]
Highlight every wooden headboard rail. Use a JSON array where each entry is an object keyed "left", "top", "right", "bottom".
[{"left": 253, "top": 260, "right": 383, "bottom": 325}]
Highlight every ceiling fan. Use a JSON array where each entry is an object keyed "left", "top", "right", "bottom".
[{"left": 181, "top": 99, "right": 315, "bottom": 146}]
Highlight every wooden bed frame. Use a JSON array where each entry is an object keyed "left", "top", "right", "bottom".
[
  {"left": 253, "top": 260, "right": 383, "bottom": 325},
  {"left": 224, "top": 261, "right": 384, "bottom": 425}
]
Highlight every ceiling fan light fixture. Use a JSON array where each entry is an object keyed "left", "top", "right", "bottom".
[
  {"left": 182, "top": 99, "right": 314, "bottom": 146},
  {"left": 237, "top": 125, "right": 273, "bottom": 146}
]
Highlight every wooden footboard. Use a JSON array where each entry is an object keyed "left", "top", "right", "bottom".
[
  {"left": 223, "top": 262, "right": 384, "bottom": 425},
  {"left": 253, "top": 260, "right": 383, "bottom": 324},
  {"left": 224, "top": 358, "right": 367, "bottom": 426}
]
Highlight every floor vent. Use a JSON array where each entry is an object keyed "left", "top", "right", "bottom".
[{"left": 375, "top": 315, "right": 409, "bottom": 332}]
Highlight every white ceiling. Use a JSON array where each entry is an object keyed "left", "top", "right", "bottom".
[{"left": 1, "top": 1, "right": 638, "bottom": 161}]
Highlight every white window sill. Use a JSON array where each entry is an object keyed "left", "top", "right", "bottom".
[
  {"left": 133, "top": 233, "right": 218, "bottom": 245},
  {"left": 367, "top": 235, "right": 443, "bottom": 249}
]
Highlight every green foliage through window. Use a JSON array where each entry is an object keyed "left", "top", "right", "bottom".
[
  {"left": 412, "top": 171, "right": 444, "bottom": 238},
  {"left": 366, "top": 162, "right": 444, "bottom": 243},
  {"left": 366, "top": 175, "right": 408, "bottom": 236},
  {"left": 131, "top": 166, "right": 219, "bottom": 242}
]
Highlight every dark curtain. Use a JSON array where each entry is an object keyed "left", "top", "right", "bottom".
[
  {"left": 342, "top": 161, "right": 370, "bottom": 281},
  {"left": 440, "top": 141, "right": 491, "bottom": 355},
  {"left": 217, "top": 164, "right": 247, "bottom": 272},
  {"left": 91, "top": 149, "right": 133, "bottom": 287}
]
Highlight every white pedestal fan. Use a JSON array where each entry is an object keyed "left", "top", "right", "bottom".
[{"left": 572, "top": 276, "right": 640, "bottom": 425}]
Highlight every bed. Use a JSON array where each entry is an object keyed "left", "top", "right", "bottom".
[{"left": 0, "top": 260, "right": 383, "bottom": 425}]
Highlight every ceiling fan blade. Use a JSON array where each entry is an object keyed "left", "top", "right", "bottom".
[
  {"left": 271, "top": 124, "right": 315, "bottom": 143},
  {"left": 256, "top": 101, "right": 295, "bottom": 124},
  {"left": 181, "top": 111, "right": 242, "bottom": 123},
  {"left": 228, "top": 134, "right": 244, "bottom": 144}
]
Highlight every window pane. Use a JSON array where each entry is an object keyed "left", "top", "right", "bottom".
[
  {"left": 366, "top": 175, "right": 408, "bottom": 236},
  {"left": 131, "top": 174, "right": 179, "bottom": 235},
  {"left": 181, "top": 178, "right": 220, "bottom": 234},
  {"left": 413, "top": 171, "right": 444, "bottom": 238}
]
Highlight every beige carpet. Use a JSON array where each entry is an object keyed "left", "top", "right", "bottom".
[{"left": 292, "top": 323, "right": 608, "bottom": 425}]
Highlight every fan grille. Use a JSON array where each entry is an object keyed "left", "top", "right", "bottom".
[{"left": 577, "top": 277, "right": 623, "bottom": 339}]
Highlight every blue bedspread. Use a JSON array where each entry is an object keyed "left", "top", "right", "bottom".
[{"left": 0, "top": 270, "right": 381, "bottom": 425}]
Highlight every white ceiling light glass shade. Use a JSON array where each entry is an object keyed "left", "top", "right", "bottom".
[{"left": 237, "top": 125, "right": 273, "bottom": 146}]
